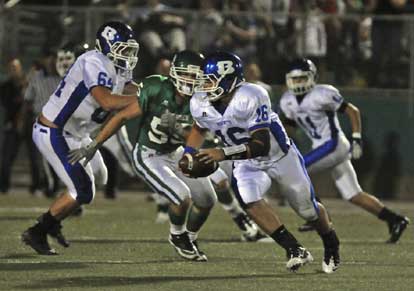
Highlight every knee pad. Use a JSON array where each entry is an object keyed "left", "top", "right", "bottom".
[
  {"left": 298, "top": 205, "right": 319, "bottom": 222},
  {"left": 193, "top": 191, "right": 217, "bottom": 209}
]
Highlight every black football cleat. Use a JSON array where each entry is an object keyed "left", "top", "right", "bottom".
[
  {"left": 21, "top": 228, "right": 57, "bottom": 255},
  {"left": 286, "top": 247, "right": 313, "bottom": 272},
  {"left": 169, "top": 232, "right": 206, "bottom": 262},
  {"left": 70, "top": 206, "right": 83, "bottom": 217},
  {"left": 48, "top": 223, "right": 70, "bottom": 248},
  {"left": 192, "top": 240, "right": 208, "bottom": 262},
  {"left": 234, "top": 213, "right": 258, "bottom": 241},
  {"left": 233, "top": 214, "right": 273, "bottom": 242},
  {"left": 387, "top": 216, "right": 410, "bottom": 244}
]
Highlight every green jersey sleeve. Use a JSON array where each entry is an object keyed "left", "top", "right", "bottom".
[{"left": 138, "top": 75, "right": 168, "bottom": 114}]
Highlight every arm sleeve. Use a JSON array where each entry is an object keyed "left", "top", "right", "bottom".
[
  {"left": 279, "top": 96, "right": 294, "bottom": 120},
  {"left": 189, "top": 96, "right": 208, "bottom": 129},
  {"left": 83, "top": 58, "right": 112, "bottom": 91},
  {"left": 137, "top": 76, "right": 162, "bottom": 114},
  {"left": 244, "top": 93, "right": 271, "bottom": 132},
  {"left": 319, "top": 87, "right": 344, "bottom": 112}
]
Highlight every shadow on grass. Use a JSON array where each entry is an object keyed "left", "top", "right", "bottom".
[
  {"left": 0, "top": 216, "right": 33, "bottom": 221},
  {"left": 0, "top": 262, "right": 88, "bottom": 271},
  {"left": 343, "top": 240, "right": 414, "bottom": 246},
  {"left": 70, "top": 238, "right": 166, "bottom": 244},
  {"left": 17, "top": 273, "right": 319, "bottom": 289},
  {"left": 0, "top": 253, "right": 39, "bottom": 259},
  {"left": 70, "top": 238, "right": 242, "bottom": 244}
]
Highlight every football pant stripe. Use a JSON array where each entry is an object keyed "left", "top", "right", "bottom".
[
  {"left": 132, "top": 146, "right": 182, "bottom": 205},
  {"left": 291, "top": 143, "right": 319, "bottom": 214}
]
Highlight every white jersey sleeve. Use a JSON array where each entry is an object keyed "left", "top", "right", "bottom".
[
  {"left": 316, "top": 85, "right": 344, "bottom": 112},
  {"left": 83, "top": 56, "right": 113, "bottom": 91},
  {"left": 279, "top": 92, "right": 295, "bottom": 119},
  {"left": 234, "top": 85, "right": 271, "bottom": 132},
  {"left": 190, "top": 93, "right": 210, "bottom": 129}
]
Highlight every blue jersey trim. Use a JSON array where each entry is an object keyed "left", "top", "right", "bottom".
[
  {"left": 303, "top": 111, "right": 339, "bottom": 167},
  {"left": 291, "top": 143, "right": 319, "bottom": 214},
  {"left": 49, "top": 128, "right": 93, "bottom": 204},
  {"left": 269, "top": 120, "right": 290, "bottom": 153},
  {"left": 248, "top": 123, "right": 269, "bottom": 132},
  {"left": 54, "top": 81, "right": 89, "bottom": 127},
  {"left": 303, "top": 138, "right": 338, "bottom": 167},
  {"left": 326, "top": 111, "right": 338, "bottom": 139}
]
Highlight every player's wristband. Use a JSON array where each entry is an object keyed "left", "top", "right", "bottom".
[
  {"left": 184, "top": 146, "right": 197, "bottom": 154},
  {"left": 352, "top": 132, "right": 362, "bottom": 139},
  {"left": 88, "top": 139, "right": 101, "bottom": 149},
  {"left": 222, "top": 144, "right": 248, "bottom": 160}
]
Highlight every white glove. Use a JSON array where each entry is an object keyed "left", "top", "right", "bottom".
[
  {"left": 351, "top": 132, "right": 363, "bottom": 160},
  {"left": 68, "top": 140, "right": 100, "bottom": 166},
  {"left": 159, "top": 109, "right": 177, "bottom": 134}
]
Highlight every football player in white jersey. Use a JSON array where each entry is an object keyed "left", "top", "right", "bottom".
[
  {"left": 183, "top": 52, "right": 340, "bottom": 273},
  {"left": 99, "top": 70, "right": 137, "bottom": 199},
  {"left": 22, "top": 21, "right": 142, "bottom": 255},
  {"left": 279, "top": 58, "right": 409, "bottom": 243}
]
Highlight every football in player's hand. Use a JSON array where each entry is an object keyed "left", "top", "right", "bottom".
[{"left": 179, "top": 153, "right": 218, "bottom": 178}]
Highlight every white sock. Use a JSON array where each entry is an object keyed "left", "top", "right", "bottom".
[
  {"left": 187, "top": 231, "right": 198, "bottom": 242},
  {"left": 221, "top": 199, "right": 244, "bottom": 218},
  {"left": 170, "top": 223, "right": 185, "bottom": 235}
]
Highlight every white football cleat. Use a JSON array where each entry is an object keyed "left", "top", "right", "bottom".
[
  {"left": 155, "top": 211, "right": 169, "bottom": 224},
  {"left": 322, "top": 257, "right": 339, "bottom": 274}
]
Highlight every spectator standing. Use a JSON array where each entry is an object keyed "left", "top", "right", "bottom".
[
  {"left": 0, "top": 58, "right": 41, "bottom": 194},
  {"left": 366, "top": 0, "right": 408, "bottom": 88},
  {"left": 187, "top": 0, "right": 224, "bottom": 54},
  {"left": 290, "top": 0, "right": 328, "bottom": 75},
  {"left": 220, "top": 0, "right": 258, "bottom": 61},
  {"left": 137, "top": 0, "right": 186, "bottom": 57}
]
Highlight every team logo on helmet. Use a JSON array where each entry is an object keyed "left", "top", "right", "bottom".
[
  {"left": 95, "top": 21, "right": 139, "bottom": 72},
  {"left": 195, "top": 52, "right": 244, "bottom": 102}
]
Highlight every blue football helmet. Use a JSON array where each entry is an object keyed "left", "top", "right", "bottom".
[
  {"left": 95, "top": 21, "right": 139, "bottom": 72},
  {"left": 286, "top": 58, "right": 317, "bottom": 95},
  {"left": 195, "top": 51, "right": 245, "bottom": 101}
]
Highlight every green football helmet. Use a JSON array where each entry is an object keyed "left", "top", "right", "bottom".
[{"left": 170, "top": 50, "right": 204, "bottom": 96}]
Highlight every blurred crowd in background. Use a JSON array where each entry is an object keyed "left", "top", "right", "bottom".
[
  {"left": 1, "top": 0, "right": 414, "bottom": 88},
  {"left": 0, "top": 0, "right": 412, "bottom": 199}
]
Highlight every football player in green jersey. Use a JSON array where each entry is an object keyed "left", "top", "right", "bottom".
[
  {"left": 132, "top": 50, "right": 270, "bottom": 262},
  {"left": 131, "top": 50, "right": 216, "bottom": 261}
]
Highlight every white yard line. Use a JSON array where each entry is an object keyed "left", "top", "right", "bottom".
[{"left": 0, "top": 259, "right": 368, "bottom": 266}]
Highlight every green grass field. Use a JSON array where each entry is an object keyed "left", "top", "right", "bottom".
[{"left": 1, "top": 190, "right": 413, "bottom": 291}]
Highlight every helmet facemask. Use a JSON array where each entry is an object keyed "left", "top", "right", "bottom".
[
  {"left": 56, "top": 50, "right": 75, "bottom": 77},
  {"left": 195, "top": 73, "right": 239, "bottom": 102},
  {"left": 99, "top": 39, "right": 139, "bottom": 72},
  {"left": 170, "top": 64, "right": 203, "bottom": 96},
  {"left": 286, "top": 70, "right": 315, "bottom": 95}
]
